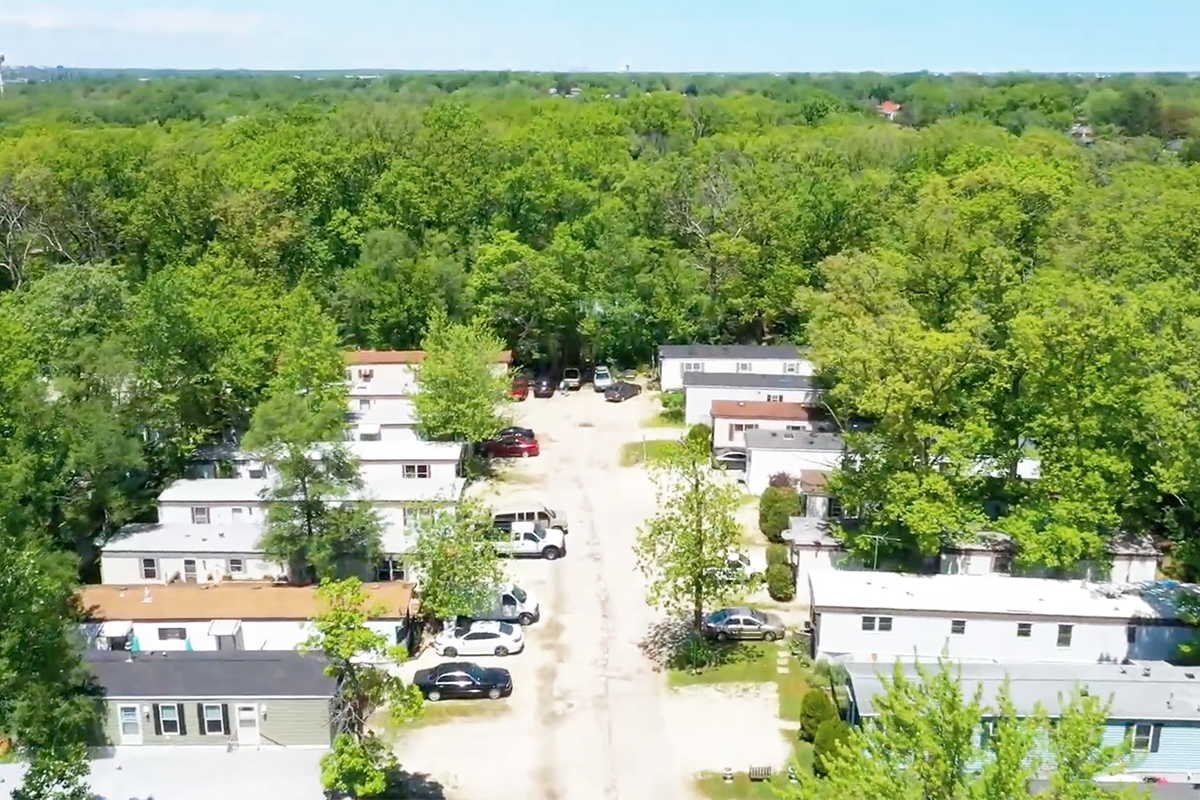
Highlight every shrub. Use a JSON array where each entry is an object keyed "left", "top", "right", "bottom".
[
  {"left": 759, "top": 485, "right": 800, "bottom": 543},
  {"left": 765, "top": 562, "right": 795, "bottom": 602},
  {"left": 766, "top": 542, "right": 790, "bottom": 567},
  {"left": 658, "top": 391, "right": 685, "bottom": 422},
  {"left": 685, "top": 423, "right": 712, "bottom": 449},
  {"left": 769, "top": 471, "right": 797, "bottom": 489},
  {"left": 799, "top": 688, "right": 838, "bottom": 742},
  {"left": 813, "top": 717, "right": 852, "bottom": 777}
]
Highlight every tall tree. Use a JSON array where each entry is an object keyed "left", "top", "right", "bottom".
[
  {"left": 412, "top": 307, "right": 511, "bottom": 444},
  {"left": 408, "top": 500, "right": 504, "bottom": 625},
  {"left": 634, "top": 434, "right": 744, "bottom": 630},
  {"left": 787, "top": 658, "right": 1134, "bottom": 800},
  {"left": 304, "top": 579, "right": 424, "bottom": 798}
]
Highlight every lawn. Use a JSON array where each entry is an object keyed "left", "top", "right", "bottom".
[
  {"left": 619, "top": 438, "right": 681, "bottom": 467},
  {"left": 643, "top": 410, "right": 686, "bottom": 429},
  {"left": 374, "top": 699, "right": 512, "bottom": 737},
  {"left": 667, "top": 641, "right": 779, "bottom": 688},
  {"left": 693, "top": 741, "right": 814, "bottom": 799}
]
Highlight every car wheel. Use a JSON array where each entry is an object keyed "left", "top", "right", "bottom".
[
  {"left": 542, "top": 546, "right": 561, "bottom": 560},
  {"left": 521, "top": 451, "right": 530, "bottom": 459},
  {"left": 427, "top": 690, "right": 441, "bottom": 702},
  {"left": 488, "top": 688, "right": 501, "bottom": 700},
  {"left": 763, "top": 631, "right": 778, "bottom": 642},
  {"left": 442, "top": 647, "right": 457, "bottom": 658},
  {"left": 495, "top": 646, "right": 509, "bottom": 657},
  {"left": 716, "top": 631, "right": 728, "bottom": 642},
  {"left": 518, "top": 613, "right": 534, "bottom": 626}
]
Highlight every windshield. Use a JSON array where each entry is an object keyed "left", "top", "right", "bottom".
[
  {"left": 595, "top": 367, "right": 610, "bottom": 378},
  {"left": 511, "top": 585, "right": 527, "bottom": 603},
  {"left": 529, "top": 525, "right": 546, "bottom": 540},
  {"left": 749, "top": 609, "right": 769, "bottom": 624}
]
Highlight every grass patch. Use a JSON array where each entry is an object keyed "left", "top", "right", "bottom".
[
  {"left": 668, "top": 641, "right": 778, "bottom": 687},
  {"left": 693, "top": 741, "right": 814, "bottom": 799},
  {"left": 375, "top": 699, "right": 512, "bottom": 736},
  {"left": 643, "top": 410, "right": 685, "bottom": 428},
  {"left": 778, "top": 657, "right": 814, "bottom": 722},
  {"left": 620, "top": 439, "right": 681, "bottom": 467}
]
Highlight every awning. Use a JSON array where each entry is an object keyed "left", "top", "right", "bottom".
[
  {"left": 356, "top": 423, "right": 381, "bottom": 437},
  {"left": 99, "top": 620, "right": 133, "bottom": 637},
  {"left": 207, "top": 619, "right": 242, "bottom": 637}
]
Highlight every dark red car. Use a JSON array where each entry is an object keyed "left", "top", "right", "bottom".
[
  {"left": 483, "top": 433, "right": 540, "bottom": 459},
  {"left": 510, "top": 376, "right": 530, "bottom": 401}
]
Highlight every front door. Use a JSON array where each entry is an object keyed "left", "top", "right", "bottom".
[
  {"left": 183, "top": 559, "right": 198, "bottom": 583},
  {"left": 118, "top": 704, "right": 142, "bottom": 745},
  {"left": 235, "top": 704, "right": 260, "bottom": 746}
]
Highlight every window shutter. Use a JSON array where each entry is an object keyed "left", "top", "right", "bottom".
[
  {"left": 221, "top": 704, "right": 231, "bottom": 735},
  {"left": 1151, "top": 724, "right": 1163, "bottom": 753},
  {"left": 196, "top": 704, "right": 206, "bottom": 736},
  {"left": 177, "top": 704, "right": 187, "bottom": 736},
  {"left": 152, "top": 705, "right": 162, "bottom": 736}
]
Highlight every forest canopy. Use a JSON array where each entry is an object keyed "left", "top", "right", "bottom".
[{"left": 3, "top": 69, "right": 1200, "bottom": 583}]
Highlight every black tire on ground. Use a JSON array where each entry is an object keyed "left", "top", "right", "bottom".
[
  {"left": 427, "top": 690, "right": 441, "bottom": 702},
  {"left": 488, "top": 688, "right": 501, "bottom": 700},
  {"left": 716, "top": 631, "right": 728, "bottom": 642},
  {"left": 518, "top": 613, "right": 534, "bottom": 626},
  {"left": 443, "top": 647, "right": 457, "bottom": 658},
  {"left": 542, "top": 546, "right": 561, "bottom": 560},
  {"left": 495, "top": 646, "right": 509, "bottom": 657},
  {"left": 763, "top": 631, "right": 778, "bottom": 642}
]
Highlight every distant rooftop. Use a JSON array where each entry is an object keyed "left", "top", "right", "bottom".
[
  {"left": 658, "top": 343, "right": 806, "bottom": 360},
  {"left": 103, "top": 520, "right": 266, "bottom": 555},
  {"left": 79, "top": 581, "right": 413, "bottom": 622},
  {"left": 85, "top": 650, "right": 335, "bottom": 700},
  {"left": 847, "top": 659, "right": 1200, "bottom": 721},
  {"left": 343, "top": 439, "right": 463, "bottom": 462},
  {"left": 348, "top": 349, "right": 512, "bottom": 365},
  {"left": 682, "top": 372, "right": 816, "bottom": 390},
  {"left": 744, "top": 429, "right": 843, "bottom": 452},
  {"left": 157, "top": 478, "right": 269, "bottom": 505},
  {"left": 808, "top": 572, "right": 1193, "bottom": 622},
  {"left": 710, "top": 400, "right": 824, "bottom": 422}
]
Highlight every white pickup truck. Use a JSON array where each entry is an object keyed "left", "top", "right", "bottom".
[{"left": 489, "top": 521, "right": 566, "bottom": 560}]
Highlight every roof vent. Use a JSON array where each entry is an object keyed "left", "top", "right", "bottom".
[
  {"left": 1186, "top": 673, "right": 1195, "bottom": 680},
  {"left": 783, "top": 432, "right": 795, "bottom": 440},
  {"left": 1168, "top": 692, "right": 1175, "bottom": 709},
  {"left": 1143, "top": 666, "right": 1152, "bottom": 677}
]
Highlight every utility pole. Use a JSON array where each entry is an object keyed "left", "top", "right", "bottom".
[{"left": 0, "top": 53, "right": 6, "bottom": 97}]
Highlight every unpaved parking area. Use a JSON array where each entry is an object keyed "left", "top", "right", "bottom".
[{"left": 393, "top": 388, "right": 788, "bottom": 800}]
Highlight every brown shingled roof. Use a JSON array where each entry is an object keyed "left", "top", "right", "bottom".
[
  {"left": 78, "top": 581, "right": 415, "bottom": 622},
  {"left": 348, "top": 350, "right": 513, "bottom": 365},
  {"left": 709, "top": 400, "right": 820, "bottom": 422}
]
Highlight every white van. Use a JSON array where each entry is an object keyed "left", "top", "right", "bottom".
[{"left": 492, "top": 501, "right": 569, "bottom": 534}]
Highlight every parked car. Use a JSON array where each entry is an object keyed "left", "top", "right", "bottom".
[
  {"left": 492, "top": 501, "right": 569, "bottom": 534},
  {"left": 497, "top": 426, "right": 535, "bottom": 441},
  {"left": 460, "top": 582, "right": 540, "bottom": 626},
  {"left": 510, "top": 376, "right": 530, "bottom": 401},
  {"left": 483, "top": 433, "right": 540, "bottom": 459},
  {"left": 413, "top": 661, "right": 513, "bottom": 702},
  {"left": 701, "top": 607, "right": 787, "bottom": 642},
  {"left": 562, "top": 367, "right": 582, "bottom": 390},
  {"left": 433, "top": 620, "right": 525, "bottom": 658},
  {"left": 712, "top": 449, "right": 747, "bottom": 471},
  {"left": 604, "top": 381, "right": 642, "bottom": 403},
  {"left": 488, "top": 520, "right": 566, "bottom": 560},
  {"left": 532, "top": 375, "right": 556, "bottom": 398},
  {"left": 592, "top": 365, "right": 615, "bottom": 392}
]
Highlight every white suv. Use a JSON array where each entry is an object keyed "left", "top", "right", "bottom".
[
  {"left": 592, "top": 365, "right": 614, "bottom": 392},
  {"left": 433, "top": 620, "right": 525, "bottom": 658}
]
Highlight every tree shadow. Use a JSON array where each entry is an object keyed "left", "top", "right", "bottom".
[
  {"left": 380, "top": 769, "right": 446, "bottom": 799},
  {"left": 638, "top": 617, "right": 763, "bottom": 673}
]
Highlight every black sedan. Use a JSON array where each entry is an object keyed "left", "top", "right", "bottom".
[
  {"left": 496, "top": 426, "right": 535, "bottom": 441},
  {"left": 604, "top": 381, "right": 643, "bottom": 403},
  {"left": 413, "top": 661, "right": 513, "bottom": 702},
  {"left": 532, "top": 376, "right": 556, "bottom": 398}
]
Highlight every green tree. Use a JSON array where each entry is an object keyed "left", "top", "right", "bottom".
[
  {"left": 304, "top": 579, "right": 424, "bottom": 798},
  {"left": 799, "top": 688, "right": 838, "bottom": 743},
  {"left": 759, "top": 484, "right": 801, "bottom": 544},
  {"left": 788, "top": 658, "right": 1134, "bottom": 800},
  {"left": 634, "top": 434, "right": 745, "bottom": 630},
  {"left": 412, "top": 307, "right": 511, "bottom": 444},
  {"left": 408, "top": 501, "right": 504, "bottom": 624},
  {"left": 812, "top": 718, "right": 851, "bottom": 779}
]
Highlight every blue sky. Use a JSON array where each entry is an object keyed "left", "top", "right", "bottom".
[{"left": 4, "top": 1, "right": 1200, "bottom": 72}]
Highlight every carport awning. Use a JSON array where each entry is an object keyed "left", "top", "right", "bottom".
[
  {"left": 356, "top": 423, "right": 381, "bottom": 437},
  {"left": 207, "top": 619, "right": 242, "bottom": 636},
  {"left": 100, "top": 620, "right": 133, "bottom": 637}
]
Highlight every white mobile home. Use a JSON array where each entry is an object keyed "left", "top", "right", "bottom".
[
  {"left": 744, "top": 429, "right": 842, "bottom": 494},
  {"left": 343, "top": 439, "right": 463, "bottom": 485},
  {"left": 683, "top": 373, "right": 821, "bottom": 425},
  {"left": 710, "top": 400, "right": 833, "bottom": 450},
  {"left": 807, "top": 571, "right": 1195, "bottom": 665},
  {"left": 80, "top": 581, "right": 415, "bottom": 653},
  {"left": 940, "top": 531, "right": 1160, "bottom": 584},
  {"left": 657, "top": 344, "right": 813, "bottom": 392},
  {"left": 347, "top": 349, "right": 514, "bottom": 409},
  {"left": 347, "top": 405, "right": 418, "bottom": 442}
]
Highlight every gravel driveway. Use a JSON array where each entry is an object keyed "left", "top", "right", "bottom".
[{"left": 394, "top": 387, "right": 788, "bottom": 800}]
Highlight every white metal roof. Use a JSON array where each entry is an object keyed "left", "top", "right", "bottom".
[
  {"left": 103, "top": 521, "right": 266, "bottom": 554},
  {"left": 344, "top": 439, "right": 463, "bottom": 462},
  {"left": 354, "top": 476, "right": 466, "bottom": 505},
  {"left": 347, "top": 380, "right": 414, "bottom": 398},
  {"left": 157, "top": 478, "right": 271, "bottom": 505},
  {"left": 847, "top": 659, "right": 1200, "bottom": 721},
  {"left": 807, "top": 571, "right": 1191, "bottom": 622},
  {"left": 347, "top": 404, "right": 416, "bottom": 426}
]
